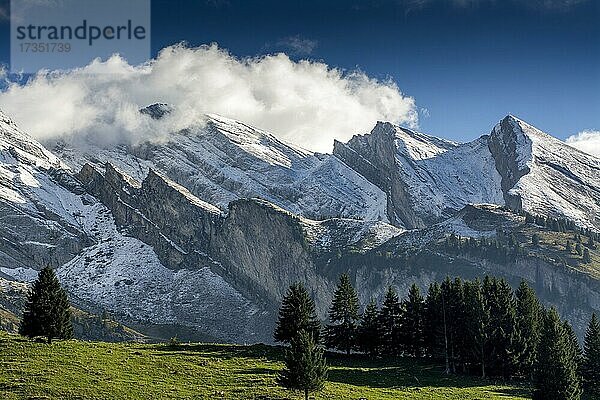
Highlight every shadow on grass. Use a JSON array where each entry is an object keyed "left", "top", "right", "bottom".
[
  {"left": 147, "top": 343, "right": 285, "bottom": 361},
  {"left": 145, "top": 343, "right": 532, "bottom": 394},
  {"left": 324, "top": 353, "right": 531, "bottom": 391},
  {"left": 236, "top": 367, "right": 279, "bottom": 375}
]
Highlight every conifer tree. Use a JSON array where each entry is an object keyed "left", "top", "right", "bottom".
[
  {"left": 378, "top": 286, "right": 403, "bottom": 355},
  {"left": 358, "top": 299, "right": 380, "bottom": 357},
  {"left": 19, "top": 266, "right": 73, "bottom": 344},
  {"left": 401, "top": 283, "right": 425, "bottom": 357},
  {"left": 485, "top": 278, "right": 519, "bottom": 378},
  {"left": 442, "top": 277, "right": 466, "bottom": 373},
  {"left": 274, "top": 283, "right": 321, "bottom": 344},
  {"left": 563, "top": 321, "right": 583, "bottom": 371},
  {"left": 515, "top": 280, "right": 542, "bottom": 380},
  {"left": 582, "top": 313, "right": 600, "bottom": 397},
  {"left": 278, "top": 330, "right": 328, "bottom": 400},
  {"left": 567, "top": 240, "right": 573, "bottom": 253},
  {"left": 582, "top": 248, "right": 591, "bottom": 263},
  {"left": 463, "top": 279, "right": 489, "bottom": 377},
  {"left": 423, "top": 282, "right": 445, "bottom": 360},
  {"left": 534, "top": 308, "right": 581, "bottom": 400},
  {"left": 325, "top": 274, "right": 360, "bottom": 354}
]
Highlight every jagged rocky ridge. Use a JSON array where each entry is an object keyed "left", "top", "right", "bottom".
[
  {"left": 0, "top": 106, "right": 599, "bottom": 341},
  {"left": 334, "top": 115, "right": 600, "bottom": 231}
]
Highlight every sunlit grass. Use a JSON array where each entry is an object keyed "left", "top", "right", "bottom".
[{"left": 0, "top": 333, "right": 531, "bottom": 399}]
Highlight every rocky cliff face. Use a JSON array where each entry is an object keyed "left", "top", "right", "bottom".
[
  {"left": 487, "top": 116, "right": 532, "bottom": 210},
  {"left": 74, "top": 162, "right": 338, "bottom": 339},
  {"left": 488, "top": 115, "right": 600, "bottom": 231},
  {"left": 333, "top": 122, "right": 423, "bottom": 228},
  {"left": 0, "top": 112, "right": 90, "bottom": 273},
  {"left": 334, "top": 121, "right": 505, "bottom": 229},
  {"left": 2, "top": 106, "right": 599, "bottom": 343}
]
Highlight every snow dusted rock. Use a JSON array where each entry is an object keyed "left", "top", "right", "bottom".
[
  {"left": 334, "top": 121, "right": 505, "bottom": 228},
  {"left": 489, "top": 115, "right": 600, "bottom": 231},
  {"left": 76, "top": 162, "right": 403, "bottom": 322},
  {"left": 0, "top": 110, "right": 89, "bottom": 271},
  {"left": 336, "top": 115, "right": 600, "bottom": 232},
  {"left": 55, "top": 110, "right": 390, "bottom": 223},
  {"left": 2, "top": 104, "right": 600, "bottom": 343},
  {"left": 56, "top": 201, "right": 266, "bottom": 343}
]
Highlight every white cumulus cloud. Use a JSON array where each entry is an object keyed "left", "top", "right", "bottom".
[
  {"left": 566, "top": 130, "right": 600, "bottom": 158},
  {"left": 0, "top": 44, "right": 418, "bottom": 153}
]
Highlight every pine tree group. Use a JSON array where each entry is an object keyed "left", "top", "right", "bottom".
[
  {"left": 19, "top": 266, "right": 73, "bottom": 344},
  {"left": 275, "top": 275, "right": 599, "bottom": 399}
]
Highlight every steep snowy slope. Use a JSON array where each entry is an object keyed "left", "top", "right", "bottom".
[
  {"left": 336, "top": 116, "right": 600, "bottom": 231},
  {"left": 489, "top": 115, "right": 600, "bottom": 231},
  {"left": 334, "top": 121, "right": 505, "bottom": 227},
  {"left": 54, "top": 109, "right": 389, "bottom": 223},
  {"left": 0, "top": 110, "right": 91, "bottom": 271},
  {"left": 0, "top": 110, "right": 267, "bottom": 342}
]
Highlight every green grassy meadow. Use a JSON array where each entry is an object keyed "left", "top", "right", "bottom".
[{"left": 0, "top": 333, "right": 531, "bottom": 400}]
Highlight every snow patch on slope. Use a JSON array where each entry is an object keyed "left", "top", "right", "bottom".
[
  {"left": 52, "top": 114, "right": 390, "bottom": 222},
  {"left": 502, "top": 117, "right": 600, "bottom": 231},
  {"left": 391, "top": 124, "right": 505, "bottom": 219},
  {"left": 57, "top": 202, "right": 263, "bottom": 341}
]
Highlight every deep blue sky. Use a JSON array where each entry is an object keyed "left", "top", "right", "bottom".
[{"left": 1, "top": 0, "right": 598, "bottom": 142}]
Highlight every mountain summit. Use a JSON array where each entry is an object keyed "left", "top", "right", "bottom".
[
  {"left": 0, "top": 108, "right": 599, "bottom": 342},
  {"left": 335, "top": 114, "right": 600, "bottom": 231}
]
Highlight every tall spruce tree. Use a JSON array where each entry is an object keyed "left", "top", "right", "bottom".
[
  {"left": 563, "top": 321, "right": 583, "bottom": 372},
  {"left": 274, "top": 283, "right": 321, "bottom": 344},
  {"left": 423, "top": 282, "right": 445, "bottom": 361},
  {"left": 441, "top": 277, "right": 466, "bottom": 373},
  {"left": 277, "top": 330, "right": 328, "bottom": 400},
  {"left": 325, "top": 274, "right": 360, "bottom": 355},
  {"left": 358, "top": 299, "right": 380, "bottom": 357},
  {"left": 19, "top": 266, "right": 73, "bottom": 343},
  {"left": 463, "top": 279, "right": 489, "bottom": 377},
  {"left": 485, "top": 277, "right": 519, "bottom": 378},
  {"left": 515, "top": 280, "right": 542, "bottom": 380},
  {"left": 582, "top": 313, "right": 600, "bottom": 397},
  {"left": 401, "top": 283, "right": 425, "bottom": 357},
  {"left": 378, "top": 286, "right": 403, "bottom": 355},
  {"left": 534, "top": 308, "right": 582, "bottom": 400}
]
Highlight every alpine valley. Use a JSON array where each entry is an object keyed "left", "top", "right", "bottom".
[{"left": 1, "top": 105, "right": 599, "bottom": 342}]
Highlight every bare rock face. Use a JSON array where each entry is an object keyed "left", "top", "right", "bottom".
[
  {"left": 487, "top": 116, "right": 532, "bottom": 210},
  {"left": 488, "top": 115, "right": 600, "bottom": 231},
  {"left": 333, "top": 122, "right": 423, "bottom": 228},
  {"left": 76, "top": 163, "right": 336, "bottom": 317}
]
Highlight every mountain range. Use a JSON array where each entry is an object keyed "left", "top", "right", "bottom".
[{"left": 0, "top": 105, "right": 598, "bottom": 342}]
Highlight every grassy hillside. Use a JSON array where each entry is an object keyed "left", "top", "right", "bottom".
[{"left": 0, "top": 333, "right": 530, "bottom": 400}]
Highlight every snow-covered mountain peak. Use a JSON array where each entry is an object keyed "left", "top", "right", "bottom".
[
  {"left": 369, "top": 121, "right": 458, "bottom": 161},
  {"left": 139, "top": 103, "right": 173, "bottom": 120},
  {"left": 0, "top": 108, "right": 63, "bottom": 170},
  {"left": 488, "top": 115, "right": 600, "bottom": 231},
  {"left": 204, "top": 113, "right": 312, "bottom": 168}
]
